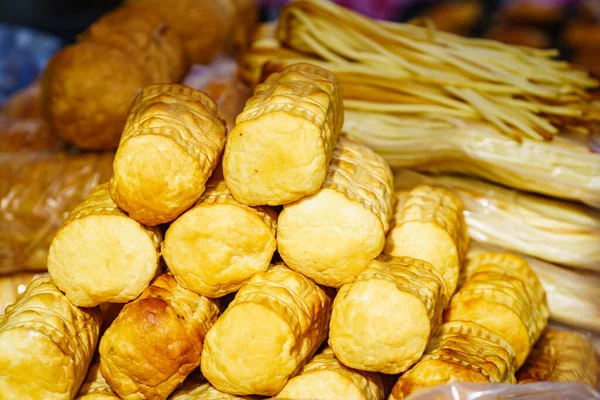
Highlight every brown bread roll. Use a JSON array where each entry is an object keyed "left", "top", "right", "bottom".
[
  {"left": 100, "top": 274, "right": 220, "bottom": 400},
  {"left": 48, "top": 183, "right": 162, "bottom": 307},
  {"left": 201, "top": 263, "right": 332, "bottom": 396},
  {"left": 223, "top": 62, "right": 344, "bottom": 206},
  {"left": 163, "top": 167, "right": 277, "bottom": 298},
  {"left": 0, "top": 116, "right": 58, "bottom": 152},
  {"left": 389, "top": 321, "right": 517, "bottom": 400},
  {"left": 110, "top": 84, "right": 227, "bottom": 226},
  {"left": 0, "top": 277, "right": 101, "bottom": 400},
  {"left": 0, "top": 151, "right": 114, "bottom": 274},
  {"left": 329, "top": 255, "right": 446, "bottom": 374},
  {"left": 275, "top": 346, "right": 386, "bottom": 400},
  {"left": 277, "top": 135, "right": 394, "bottom": 287},
  {"left": 385, "top": 185, "right": 469, "bottom": 298}
]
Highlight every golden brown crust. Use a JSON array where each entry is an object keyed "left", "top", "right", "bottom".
[
  {"left": 170, "top": 373, "right": 261, "bottom": 400},
  {"left": 0, "top": 272, "right": 44, "bottom": 314},
  {"left": 110, "top": 83, "right": 227, "bottom": 226},
  {"left": 389, "top": 321, "right": 516, "bottom": 400},
  {"left": 517, "top": 329, "right": 600, "bottom": 388},
  {"left": 0, "top": 116, "right": 58, "bottom": 152},
  {"left": 1, "top": 82, "right": 41, "bottom": 119},
  {"left": 0, "top": 151, "right": 114, "bottom": 274},
  {"left": 76, "top": 363, "right": 119, "bottom": 399},
  {"left": 0, "top": 277, "right": 102, "bottom": 400},
  {"left": 100, "top": 274, "right": 220, "bottom": 400}
]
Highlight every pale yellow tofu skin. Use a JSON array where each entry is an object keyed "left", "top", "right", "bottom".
[
  {"left": 329, "top": 255, "right": 446, "bottom": 374},
  {"left": 201, "top": 263, "right": 332, "bottom": 396},
  {"left": 276, "top": 346, "right": 386, "bottom": 400},
  {"left": 444, "top": 252, "right": 549, "bottom": 368},
  {"left": 0, "top": 277, "right": 102, "bottom": 400},
  {"left": 76, "top": 363, "right": 119, "bottom": 400},
  {"left": 110, "top": 84, "right": 227, "bottom": 226},
  {"left": 389, "top": 321, "right": 517, "bottom": 400},
  {"left": 163, "top": 168, "right": 277, "bottom": 298},
  {"left": 48, "top": 183, "right": 162, "bottom": 307},
  {"left": 385, "top": 185, "right": 469, "bottom": 299},
  {"left": 169, "top": 374, "right": 261, "bottom": 400},
  {"left": 99, "top": 274, "right": 219, "bottom": 400},
  {"left": 517, "top": 329, "right": 600, "bottom": 388},
  {"left": 223, "top": 62, "right": 343, "bottom": 206},
  {"left": 277, "top": 136, "right": 394, "bottom": 287}
]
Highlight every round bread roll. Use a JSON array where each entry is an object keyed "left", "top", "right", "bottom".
[
  {"left": 48, "top": 183, "right": 162, "bottom": 307},
  {"left": 163, "top": 168, "right": 277, "bottom": 298}
]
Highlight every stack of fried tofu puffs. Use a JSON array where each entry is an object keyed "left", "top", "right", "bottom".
[{"left": 0, "top": 58, "right": 596, "bottom": 400}]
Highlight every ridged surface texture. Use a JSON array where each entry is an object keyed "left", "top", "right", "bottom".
[
  {"left": 0, "top": 277, "right": 101, "bottom": 400},
  {"left": 201, "top": 263, "right": 332, "bottom": 396},
  {"left": 277, "top": 135, "right": 394, "bottom": 287},
  {"left": 169, "top": 375, "right": 261, "bottom": 400},
  {"left": 99, "top": 274, "right": 220, "bottom": 400},
  {"left": 385, "top": 184, "right": 469, "bottom": 299},
  {"left": 110, "top": 83, "right": 227, "bottom": 226},
  {"left": 389, "top": 321, "right": 517, "bottom": 400},
  {"left": 329, "top": 255, "right": 446, "bottom": 374},
  {"left": 76, "top": 362, "right": 120, "bottom": 399}
]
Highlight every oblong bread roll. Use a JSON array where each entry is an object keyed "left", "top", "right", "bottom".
[
  {"left": 201, "top": 263, "right": 332, "bottom": 396},
  {"left": 517, "top": 329, "right": 600, "bottom": 388},
  {"left": 329, "top": 255, "right": 446, "bottom": 374},
  {"left": 385, "top": 185, "right": 469, "bottom": 298},
  {"left": 163, "top": 168, "right": 277, "bottom": 298},
  {"left": 277, "top": 135, "right": 394, "bottom": 287},
  {"left": 76, "top": 362, "right": 119, "bottom": 400},
  {"left": 276, "top": 346, "right": 386, "bottom": 400},
  {"left": 389, "top": 321, "right": 516, "bottom": 400},
  {"left": 445, "top": 253, "right": 549, "bottom": 368},
  {"left": 170, "top": 374, "right": 261, "bottom": 400},
  {"left": 48, "top": 183, "right": 162, "bottom": 307},
  {"left": 0, "top": 277, "right": 101, "bottom": 400},
  {"left": 223, "top": 62, "right": 343, "bottom": 206},
  {"left": 99, "top": 274, "right": 220, "bottom": 400},
  {"left": 110, "top": 84, "right": 227, "bottom": 226}
]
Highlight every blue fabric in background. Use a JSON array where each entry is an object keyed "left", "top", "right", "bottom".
[{"left": 0, "top": 24, "right": 63, "bottom": 106}]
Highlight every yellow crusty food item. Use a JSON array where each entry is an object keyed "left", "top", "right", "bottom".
[
  {"left": 389, "top": 321, "right": 517, "bottom": 400},
  {"left": 48, "top": 183, "right": 162, "bottom": 307},
  {"left": 0, "top": 272, "right": 42, "bottom": 314},
  {"left": 76, "top": 362, "right": 119, "bottom": 400},
  {"left": 517, "top": 329, "right": 600, "bottom": 388},
  {"left": 110, "top": 84, "right": 227, "bottom": 226},
  {"left": 385, "top": 185, "right": 469, "bottom": 298},
  {"left": 223, "top": 62, "right": 343, "bottom": 206},
  {"left": 275, "top": 346, "right": 386, "bottom": 400},
  {"left": 329, "top": 255, "right": 446, "bottom": 374},
  {"left": 201, "top": 263, "right": 333, "bottom": 396},
  {"left": 100, "top": 274, "right": 219, "bottom": 400},
  {"left": 169, "top": 374, "right": 261, "bottom": 400},
  {"left": 445, "top": 252, "right": 549, "bottom": 368},
  {"left": 277, "top": 135, "right": 394, "bottom": 287},
  {"left": 163, "top": 167, "right": 277, "bottom": 298},
  {"left": 0, "top": 277, "right": 102, "bottom": 400}
]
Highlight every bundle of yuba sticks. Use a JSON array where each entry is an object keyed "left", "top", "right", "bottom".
[
  {"left": 241, "top": 0, "right": 600, "bottom": 208},
  {"left": 1, "top": 10, "right": 598, "bottom": 400}
]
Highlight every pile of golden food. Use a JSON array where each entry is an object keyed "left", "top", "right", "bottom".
[{"left": 1, "top": 1, "right": 600, "bottom": 400}]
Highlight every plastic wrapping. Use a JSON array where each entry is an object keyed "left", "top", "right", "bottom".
[
  {"left": 346, "top": 113, "right": 600, "bottom": 208},
  {"left": 0, "top": 151, "right": 114, "bottom": 274},
  {"left": 405, "top": 382, "right": 600, "bottom": 400},
  {"left": 393, "top": 169, "right": 600, "bottom": 270}
]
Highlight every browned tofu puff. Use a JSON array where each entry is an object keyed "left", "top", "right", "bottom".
[
  {"left": 201, "top": 263, "right": 333, "bottom": 396},
  {"left": 110, "top": 84, "right": 227, "bottom": 226},
  {"left": 223, "top": 62, "right": 343, "bottom": 206},
  {"left": 163, "top": 167, "right": 277, "bottom": 298},
  {"left": 99, "top": 274, "right": 220, "bottom": 400},
  {"left": 277, "top": 135, "right": 394, "bottom": 287},
  {"left": 0, "top": 277, "right": 102, "bottom": 400},
  {"left": 517, "top": 329, "right": 600, "bottom": 388},
  {"left": 275, "top": 346, "right": 387, "bottom": 400},
  {"left": 389, "top": 321, "right": 517, "bottom": 400},
  {"left": 48, "top": 183, "right": 162, "bottom": 307},
  {"left": 444, "top": 252, "right": 549, "bottom": 368},
  {"left": 329, "top": 255, "right": 446, "bottom": 374},
  {"left": 385, "top": 185, "right": 469, "bottom": 299}
]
